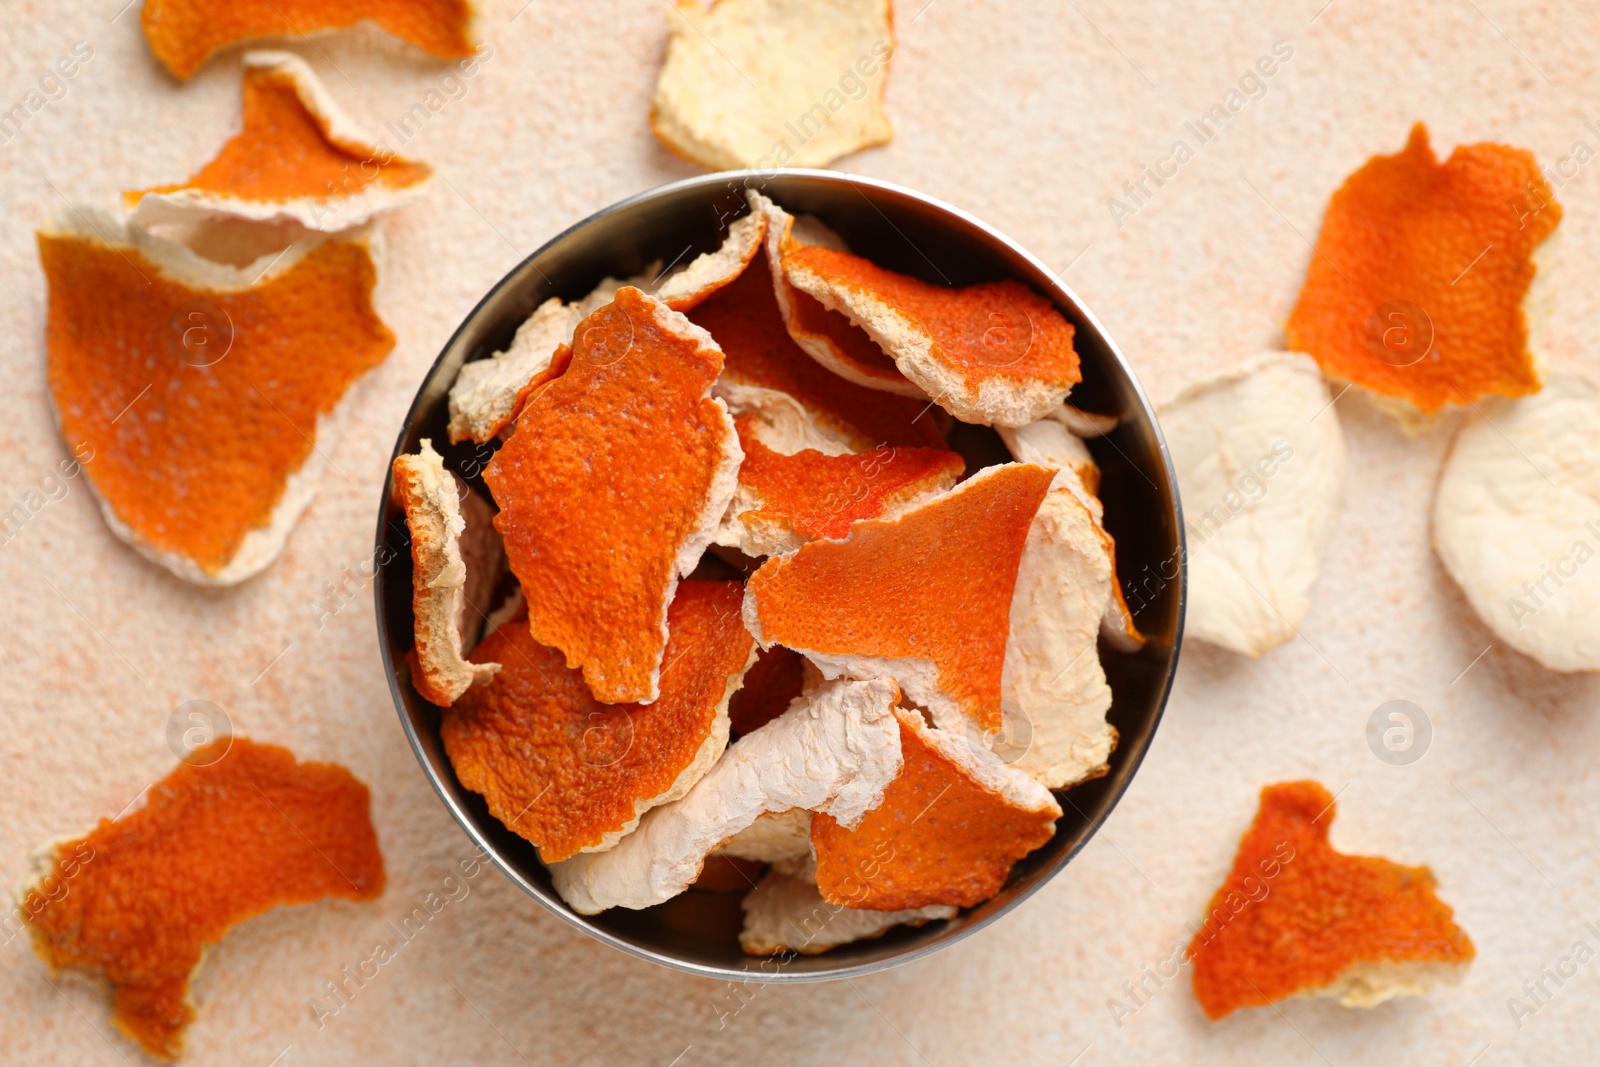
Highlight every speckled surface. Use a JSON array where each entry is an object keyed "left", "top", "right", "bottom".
[{"left": 3, "top": 1, "right": 1599, "bottom": 1064}]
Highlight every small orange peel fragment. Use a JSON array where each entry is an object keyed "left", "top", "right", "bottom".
[
  {"left": 693, "top": 246, "right": 946, "bottom": 450},
  {"left": 484, "top": 287, "right": 741, "bottom": 705},
  {"left": 1285, "top": 122, "right": 1558, "bottom": 415},
  {"left": 393, "top": 439, "right": 502, "bottom": 706},
  {"left": 40, "top": 211, "right": 395, "bottom": 584},
  {"left": 18, "top": 738, "right": 383, "bottom": 1060},
  {"left": 127, "top": 51, "right": 432, "bottom": 232},
  {"left": 727, "top": 644, "right": 806, "bottom": 736},
  {"left": 720, "top": 414, "right": 964, "bottom": 556},
  {"left": 442, "top": 580, "right": 755, "bottom": 863},
  {"left": 812, "top": 708, "right": 1059, "bottom": 910},
  {"left": 655, "top": 211, "right": 767, "bottom": 311},
  {"left": 748, "top": 190, "right": 924, "bottom": 397},
  {"left": 744, "top": 462, "right": 1053, "bottom": 732},
  {"left": 141, "top": 0, "right": 478, "bottom": 80},
  {"left": 783, "top": 244, "right": 1082, "bottom": 426},
  {"left": 1189, "top": 781, "right": 1476, "bottom": 1019}
]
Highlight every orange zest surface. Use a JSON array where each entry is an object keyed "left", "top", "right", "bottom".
[
  {"left": 21, "top": 739, "right": 383, "bottom": 1060},
  {"left": 142, "top": 0, "right": 476, "bottom": 80},
  {"left": 41, "top": 232, "right": 394, "bottom": 573},
  {"left": 1188, "top": 781, "right": 1476, "bottom": 1019},
  {"left": 746, "top": 463, "right": 1053, "bottom": 731},
  {"left": 690, "top": 255, "right": 944, "bottom": 448},
  {"left": 812, "top": 709, "right": 1056, "bottom": 910},
  {"left": 734, "top": 416, "right": 964, "bottom": 542},
  {"left": 441, "top": 581, "right": 753, "bottom": 862},
  {"left": 129, "top": 64, "right": 430, "bottom": 207},
  {"left": 785, "top": 245, "right": 1081, "bottom": 389},
  {"left": 1285, "top": 123, "right": 1558, "bottom": 413},
  {"left": 726, "top": 644, "right": 805, "bottom": 736},
  {"left": 483, "top": 287, "right": 736, "bottom": 704}
]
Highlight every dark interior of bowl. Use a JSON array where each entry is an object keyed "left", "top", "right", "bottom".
[{"left": 376, "top": 170, "right": 1185, "bottom": 980}]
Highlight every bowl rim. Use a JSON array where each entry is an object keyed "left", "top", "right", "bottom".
[{"left": 376, "top": 167, "right": 1187, "bottom": 982}]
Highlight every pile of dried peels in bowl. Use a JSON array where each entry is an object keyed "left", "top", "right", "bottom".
[{"left": 396, "top": 189, "right": 1144, "bottom": 956}]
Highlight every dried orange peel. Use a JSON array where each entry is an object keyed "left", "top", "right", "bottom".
[
  {"left": 442, "top": 580, "right": 755, "bottom": 863},
  {"left": 655, "top": 211, "right": 767, "bottom": 311},
  {"left": 784, "top": 243, "right": 1082, "bottom": 427},
  {"left": 1189, "top": 781, "right": 1475, "bottom": 1019},
  {"left": 995, "top": 466, "right": 1117, "bottom": 789},
  {"left": 717, "top": 414, "right": 964, "bottom": 556},
  {"left": 393, "top": 439, "right": 503, "bottom": 706},
  {"left": 484, "top": 287, "right": 741, "bottom": 704},
  {"left": 998, "top": 418, "right": 1144, "bottom": 651},
  {"left": 127, "top": 52, "right": 432, "bottom": 233},
  {"left": 550, "top": 677, "right": 904, "bottom": 914},
  {"left": 748, "top": 191, "right": 924, "bottom": 397},
  {"left": 142, "top": 0, "right": 478, "bottom": 80},
  {"left": 650, "top": 0, "right": 894, "bottom": 171},
  {"left": 18, "top": 739, "right": 383, "bottom": 1060},
  {"left": 812, "top": 707, "right": 1060, "bottom": 910},
  {"left": 739, "top": 868, "right": 955, "bottom": 956},
  {"left": 726, "top": 644, "right": 806, "bottom": 735},
  {"left": 694, "top": 245, "right": 947, "bottom": 450},
  {"left": 744, "top": 462, "right": 1053, "bottom": 733},
  {"left": 1285, "top": 123, "right": 1558, "bottom": 417},
  {"left": 40, "top": 210, "right": 394, "bottom": 584}
]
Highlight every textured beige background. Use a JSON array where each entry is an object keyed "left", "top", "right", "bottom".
[{"left": 3, "top": 0, "right": 1600, "bottom": 1064}]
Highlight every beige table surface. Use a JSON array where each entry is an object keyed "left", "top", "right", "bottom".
[{"left": 4, "top": 1, "right": 1600, "bottom": 1063}]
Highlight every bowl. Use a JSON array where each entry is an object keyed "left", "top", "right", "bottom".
[{"left": 375, "top": 169, "right": 1186, "bottom": 981}]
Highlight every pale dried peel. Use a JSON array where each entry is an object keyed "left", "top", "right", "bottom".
[
  {"left": 1160, "top": 352, "right": 1347, "bottom": 657},
  {"left": 548, "top": 678, "right": 903, "bottom": 914},
  {"left": 717, "top": 808, "right": 814, "bottom": 866},
  {"left": 655, "top": 212, "right": 767, "bottom": 311},
  {"left": 40, "top": 208, "right": 392, "bottom": 586},
  {"left": 739, "top": 869, "right": 954, "bottom": 956},
  {"left": 127, "top": 51, "right": 432, "bottom": 233},
  {"left": 997, "top": 418, "right": 1143, "bottom": 649},
  {"left": 447, "top": 297, "right": 569, "bottom": 444},
  {"left": 747, "top": 190, "right": 923, "bottom": 396},
  {"left": 995, "top": 476, "right": 1116, "bottom": 789},
  {"left": 393, "top": 439, "right": 500, "bottom": 706},
  {"left": 1433, "top": 364, "right": 1600, "bottom": 671},
  {"left": 650, "top": 0, "right": 893, "bottom": 170}
]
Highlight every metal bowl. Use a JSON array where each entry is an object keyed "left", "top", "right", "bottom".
[{"left": 376, "top": 169, "right": 1185, "bottom": 981}]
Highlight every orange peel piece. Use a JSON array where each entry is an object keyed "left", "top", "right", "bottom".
[
  {"left": 739, "top": 868, "right": 955, "bottom": 956},
  {"left": 483, "top": 286, "right": 741, "bottom": 704},
  {"left": 693, "top": 246, "right": 947, "bottom": 450},
  {"left": 717, "top": 414, "right": 964, "bottom": 556},
  {"left": 1285, "top": 123, "right": 1559, "bottom": 416},
  {"left": 783, "top": 243, "right": 1082, "bottom": 427},
  {"left": 998, "top": 418, "right": 1144, "bottom": 651},
  {"left": 40, "top": 210, "right": 394, "bottom": 584},
  {"left": 655, "top": 211, "right": 767, "bottom": 311},
  {"left": 18, "top": 738, "right": 383, "bottom": 1060},
  {"left": 747, "top": 190, "right": 924, "bottom": 397},
  {"left": 442, "top": 580, "right": 755, "bottom": 863},
  {"left": 812, "top": 708, "right": 1059, "bottom": 910},
  {"left": 141, "top": 0, "right": 478, "bottom": 80},
  {"left": 392, "top": 439, "right": 503, "bottom": 706},
  {"left": 550, "top": 677, "right": 905, "bottom": 914},
  {"left": 1189, "top": 781, "right": 1476, "bottom": 1019},
  {"left": 744, "top": 462, "right": 1053, "bottom": 733},
  {"left": 650, "top": 0, "right": 893, "bottom": 171},
  {"left": 727, "top": 644, "right": 807, "bottom": 735},
  {"left": 127, "top": 51, "right": 432, "bottom": 232}
]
